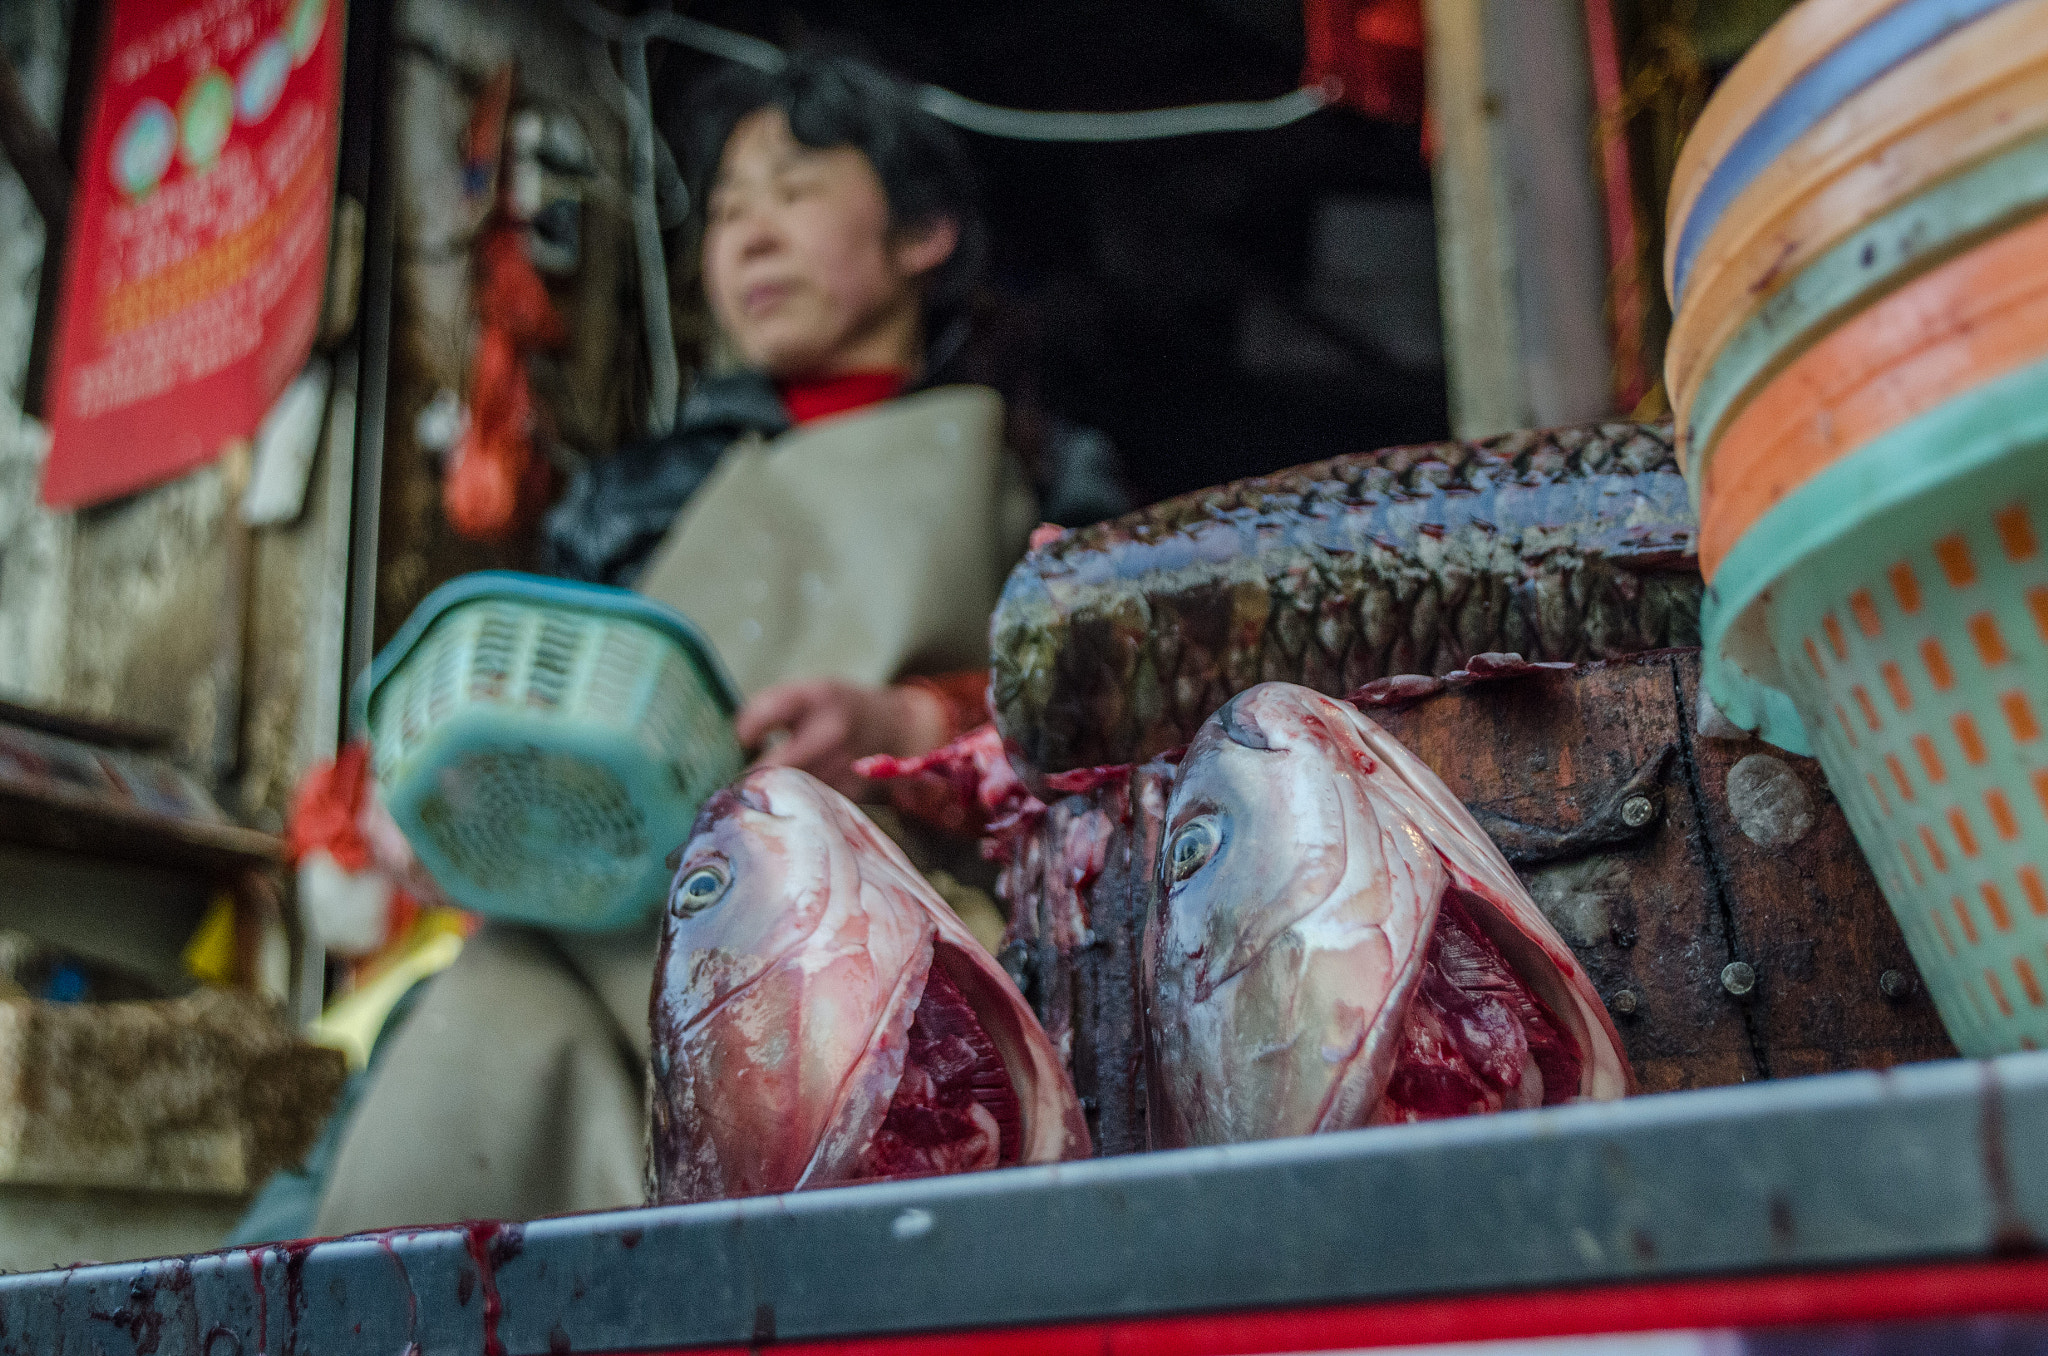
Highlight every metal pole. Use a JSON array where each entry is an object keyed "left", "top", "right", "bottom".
[{"left": 622, "top": 36, "right": 679, "bottom": 438}]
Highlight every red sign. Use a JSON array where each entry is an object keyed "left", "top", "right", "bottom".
[{"left": 42, "top": 0, "right": 343, "bottom": 508}]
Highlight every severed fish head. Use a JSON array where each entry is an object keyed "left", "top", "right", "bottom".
[
  {"left": 1143, "top": 682, "right": 1632, "bottom": 1148},
  {"left": 649, "top": 767, "right": 1089, "bottom": 1203}
]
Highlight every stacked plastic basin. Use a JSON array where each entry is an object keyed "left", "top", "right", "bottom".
[{"left": 1669, "top": 0, "right": 2048, "bottom": 1054}]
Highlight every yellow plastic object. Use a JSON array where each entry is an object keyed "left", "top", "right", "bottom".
[
  {"left": 310, "top": 916, "right": 469, "bottom": 1070},
  {"left": 1665, "top": 0, "right": 1911, "bottom": 291},
  {"left": 1667, "top": 0, "right": 2048, "bottom": 472},
  {"left": 182, "top": 893, "right": 240, "bottom": 988}
]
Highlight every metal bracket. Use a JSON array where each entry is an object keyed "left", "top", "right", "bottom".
[{"left": 1474, "top": 743, "right": 1676, "bottom": 867}]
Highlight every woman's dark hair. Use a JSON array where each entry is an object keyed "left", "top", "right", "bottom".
[{"left": 682, "top": 53, "right": 987, "bottom": 321}]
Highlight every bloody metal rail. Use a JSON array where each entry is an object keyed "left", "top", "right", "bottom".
[{"left": 5, "top": 1052, "right": 2048, "bottom": 1354}]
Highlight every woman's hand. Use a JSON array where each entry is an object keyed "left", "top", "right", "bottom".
[{"left": 734, "top": 680, "right": 951, "bottom": 799}]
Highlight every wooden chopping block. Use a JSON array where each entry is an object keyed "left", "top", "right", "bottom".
[{"left": 999, "top": 649, "right": 1955, "bottom": 1155}]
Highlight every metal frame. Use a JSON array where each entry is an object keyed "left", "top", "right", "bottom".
[
  {"left": 340, "top": 0, "right": 399, "bottom": 710},
  {"left": 5, "top": 1052, "right": 2047, "bottom": 1354}
]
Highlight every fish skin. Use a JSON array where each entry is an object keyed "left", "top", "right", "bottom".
[
  {"left": 1143, "top": 683, "right": 1632, "bottom": 1148},
  {"left": 993, "top": 422, "right": 1698, "bottom": 773},
  {"left": 649, "top": 767, "right": 1090, "bottom": 1204}
]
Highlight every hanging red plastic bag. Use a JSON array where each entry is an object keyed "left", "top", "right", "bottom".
[
  {"left": 287, "top": 742, "right": 450, "bottom": 957},
  {"left": 442, "top": 65, "right": 567, "bottom": 542},
  {"left": 1303, "top": 0, "right": 1427, "bottom": 124}
]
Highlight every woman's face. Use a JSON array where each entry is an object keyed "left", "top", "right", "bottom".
[{"left": 702, "top": 107, "right": 953, "bottom": 378}]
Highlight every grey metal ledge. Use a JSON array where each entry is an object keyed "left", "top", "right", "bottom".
[{"left": 6, "top": 1053, "right": 2048, "bottom": 1355}]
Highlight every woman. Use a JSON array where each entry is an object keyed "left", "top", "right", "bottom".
[{"left": 313, "top": 53, "right": 1075, "bottom": 1231}]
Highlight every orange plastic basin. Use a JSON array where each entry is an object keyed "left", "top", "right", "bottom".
[
  {"left": 1668, "top": 0, "right": 2048, "bottom": 472},
  {"left": 1700, "top": 209, "right": 2048, "bottom": 577}
]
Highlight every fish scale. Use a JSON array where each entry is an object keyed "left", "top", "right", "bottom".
[{"left": 993, "top": 421, "right": 1700, "bottom": 773}]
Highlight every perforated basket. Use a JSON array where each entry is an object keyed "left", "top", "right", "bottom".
[
  {"left": 354, "top": 572, "right": 743, "bottom": 932},
  {"left": 1706, "top": 361, "right": 2048, "bottom": 1053}
]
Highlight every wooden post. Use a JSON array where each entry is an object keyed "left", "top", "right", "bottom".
[{"left": 1423, "top": 0, "right": 1616, "bottom": 436}]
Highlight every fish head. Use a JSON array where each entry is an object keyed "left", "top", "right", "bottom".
[
  {"left": 1145, "top": 682, "right": 1634, "bottom": 1149},
  {"left": 1154, "top": 684, "right": 1403, "bottom": 993},
  {"left": 659, "top": 773, "right": 849, "bottom": 1006},
  {"left": 650, "top": 767, "right": 935, "bottom": 1203},
  {"left": 651, "top": 766, "right": 1090, "bottom": 1203},
  {"left": 1145, "top": 683, "right": 1445, "bottom": 1147}
]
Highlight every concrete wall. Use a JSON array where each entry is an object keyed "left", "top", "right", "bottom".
[
  {"left": 0, "top": 0, "right": 73, "bottom": 704},
  {"left": 0, "top": 0, "right": 359, "bottom": 827}
]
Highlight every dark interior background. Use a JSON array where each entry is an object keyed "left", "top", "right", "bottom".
[{"left": 648, "top": 0, "right": 1450, "bottom": 509}]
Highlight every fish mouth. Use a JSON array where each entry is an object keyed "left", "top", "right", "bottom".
[
  {"left": 691, "top": 783, "right": 774, "bottom": 835},
  {"left": 1217, "top": 693, "right": 1275, "bottom": 750}
]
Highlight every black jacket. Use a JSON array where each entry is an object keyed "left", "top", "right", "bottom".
[{"left": 542, "top": 371, "right": 790, "bottom": 586}]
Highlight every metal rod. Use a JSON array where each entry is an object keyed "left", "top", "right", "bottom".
[
  {"left": 5, "top": 1053, "right": 2047, "bottom": 1351},
  {"left": 621, "top": 36, "right": 679, "bottom": 438},
  {"left": 0, "top": 47, "right": 70, "bottom": 232},
  {"left": 341, "top": 0, "right": 399, "bottom": 710}
]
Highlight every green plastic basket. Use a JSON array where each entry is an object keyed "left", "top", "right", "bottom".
[
  {"left": 353, "top": 572, "right": 744, "bottom": 932},
  {"left": 1705, "top": 359, "right": 2048, "bottom": 1054}
]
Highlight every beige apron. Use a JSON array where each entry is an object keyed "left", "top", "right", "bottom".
[
  {"left": 637, "top": 385, "right": 1032, "bottom": 696},
  {"left": 313, "top": 387, "right": 1033, "bottom": 1234}
]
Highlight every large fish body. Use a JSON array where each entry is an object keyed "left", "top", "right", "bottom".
[
  {"left": 1144, "top": 683, "right": 1631, "bottom": 1148},
  {"left": 993, "top": 421, "right": 1698, "bottom": 773},
  {"left": 650, "top": 767, "right": 1090, "bottom": 1204}
]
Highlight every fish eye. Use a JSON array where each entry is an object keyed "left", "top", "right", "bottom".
[
  {"left": 670, "top": 862, "right": 730, "bottom": 915},
  {"left": 1167, "top": 816, "right": 1220, "bottom": 885}
]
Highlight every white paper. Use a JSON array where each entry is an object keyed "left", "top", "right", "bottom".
[{"left": 241, "top": 357, "right": 332, "bottom": 526}]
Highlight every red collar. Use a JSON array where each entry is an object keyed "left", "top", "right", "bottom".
[{"left": 776, "top": 369, "right": 908, "bottom": 425}]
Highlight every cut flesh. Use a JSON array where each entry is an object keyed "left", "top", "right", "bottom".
[
  {"left": 860, "top": 966, "right": 1024, "bottom": 1179},
  {"left": 1376, "top": 893, "right": 1584, "bottom": 1123}
]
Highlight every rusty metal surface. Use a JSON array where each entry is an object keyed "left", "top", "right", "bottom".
[
  {"left": 1371, "top": 651, "right": 1954, "bottom": 1091},
  {"left": 2, "top": 1053, "right": 2045, "bottom": 1353},
  {"left": 1003, "top": 650, "right": 1954, "bottom": 1152},
  {"left": 1674, "top": 660, "right": 1943, "bottom": 1081},
  {"left": 1375, "top": 651, "right": 1761, "bottom": 1093}
]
